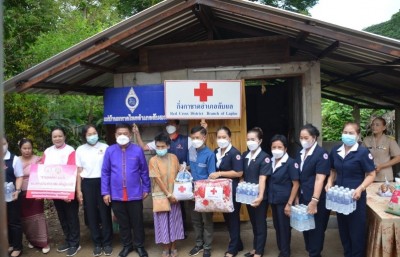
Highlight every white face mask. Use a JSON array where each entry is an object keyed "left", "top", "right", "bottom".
[
  {"left": 217, "top": 139, "right": 230, "bottom": 149},
  {"left": 192, "top": 139, "right": 204, "bottom": 149},
  {"left": 271, "top": 149, "right": 285, "bottom": 159},
  {"left": 247, "top": 140, "right": 259, "bottom": 151},
  {"left": 165, "top": 125, "right": 177, "bottom": 135},
  {"left": 116, "top": 135, "right": 130, "bottom": 145},
  {"left": 300, "top": 139, "right": 314, "bottom": 149}
]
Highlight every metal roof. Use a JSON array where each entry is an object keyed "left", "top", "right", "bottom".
[{"left": 4, "top": 0, "right": 400, "bottom": 109}]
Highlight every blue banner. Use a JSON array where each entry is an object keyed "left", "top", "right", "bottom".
[{"left": 103, "top": 85, "right": 166, "bottom": 124}]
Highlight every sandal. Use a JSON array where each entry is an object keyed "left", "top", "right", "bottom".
[
  {"left": 171, "top": 249, "right": 178, "bottom": 257},
  {"left": 10, "top": 250, "right": 23, "bottom": 257},
  {"left": 162, "top": 250, "right": 170, "bottom": 257}
]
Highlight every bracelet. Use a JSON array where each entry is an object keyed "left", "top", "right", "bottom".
[
  {"left": 166, "top": 193, "right": 172, "bottom": 198},
  {"left": 287, "top": 202, "right": 292, "bottom": 206},
  {"left": 16, "top": 189, "right": 22, "bottom": 193},
  {"left": 311, "top": 196, "right": 319, "bottom": 202},
  {"left": 360, "top": 185, "right": 366, "bottom": 191}
]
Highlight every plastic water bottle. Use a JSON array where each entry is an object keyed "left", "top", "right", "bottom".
[
  {"left": 337, "top": 191, "right": 344, "bottom": 213},
  {"left": 350, "top": 189, "right": 357, "bottom": 212},
  {"left": 326, "top": 188, "right": 332, "bottom": 210},
  {"left": 4, "top": 182, "right": 15, "bottom": 202},
  {"left": 331, "top": 190, "right": 338, "bottom": 211}
]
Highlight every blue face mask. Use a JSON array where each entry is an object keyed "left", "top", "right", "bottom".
[
  {"left": 156, "top": 149, "right": 168, "bottom": 157},
  {"left": 86, "top": 134, "right": 99, "bottom": 145},
  {"left": 342, "top": 134, "right": 357, "bottom": 146}
]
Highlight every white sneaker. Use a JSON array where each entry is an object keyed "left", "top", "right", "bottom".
[
  {"left": 28, "top": 243, "right": 34, "bottom": 249},
  {"left": 42, "top": 245, "right": 51, "bottom": 254}
]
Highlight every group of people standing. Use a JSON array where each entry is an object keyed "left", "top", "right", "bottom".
[{"left": 2, "top": 116, "right": 400, "bottom": 257}]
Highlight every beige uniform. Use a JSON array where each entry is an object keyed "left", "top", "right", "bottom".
[{"left": 363, "top": 135, "right": 400, "bottom": 181}]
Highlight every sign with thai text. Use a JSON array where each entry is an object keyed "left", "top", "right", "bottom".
[
  {"left": 27, "top": 164, "right": 77, "bottom": 200},
  {"left": 165, "top": 80, "right": 242, "bottom": 119},
  {"left": 103, "top": 85, "right": 166, "bottom": 124}
]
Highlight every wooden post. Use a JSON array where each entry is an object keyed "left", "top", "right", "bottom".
[{"left": 352, "top": 104, "right": 360, "bottom": 124}]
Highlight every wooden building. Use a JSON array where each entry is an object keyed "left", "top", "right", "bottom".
[{"left": 4, "top": 0, "right": 400, "bottom": 221}]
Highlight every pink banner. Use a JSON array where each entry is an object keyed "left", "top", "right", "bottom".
[{"left": 27, "top": 164, "right": 77, "bottom": 200}]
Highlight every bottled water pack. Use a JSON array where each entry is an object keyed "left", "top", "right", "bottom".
[
  {"left": 290, "top": 204, "right": 315, "bottom": 232},
  {"left": 236, "top": 182, "right": 259, "bottom": 204},
  {"left": 4, "top": 182, "right": 15, "bottom": 202},
  {"left": 325, "top": 185, "right": 356, "bottom": 215}
]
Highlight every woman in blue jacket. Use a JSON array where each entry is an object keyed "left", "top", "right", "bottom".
[
  {"left": 326, "top": 122, "right": 375, "bottom": 257},
  {"left": 296, "top": 124, "right": 330, "bottom": 257},
  {"left": 268, "top": 134, "right": 299, "bottom": 257}
]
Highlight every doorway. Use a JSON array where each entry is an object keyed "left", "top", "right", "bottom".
[{"left": 245, "top": 77, "right": 303, "bottom": 157}]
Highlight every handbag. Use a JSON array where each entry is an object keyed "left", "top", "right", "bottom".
[
  {"left": 173, "top": 168, "right": 194, "bottom": 201},
  {"left": 151, "top": 157, "right": 171, "bottom": 213}
]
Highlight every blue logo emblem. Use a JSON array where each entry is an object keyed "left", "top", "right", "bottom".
[{"left": 125, "top": 87, "right": 139, "bottom": 113}]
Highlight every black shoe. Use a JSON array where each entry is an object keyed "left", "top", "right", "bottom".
[
  {"left": 66, "top": 246, "right": 81, "bottom": 257},
  {"left": 57, "top": 243, "right": 70, "bottom": 253},
  {"left": 103, "top": 246, "right": 113, "bottom": 256},
  {"left": 93, "top": 246, "right": 103, "bottom": 256},
  {"left": 136, "top": 247, "right": 148, "bottom": 257},
  {"left": 203, "top": 249, "right": 211, "bottom": 257},
  {"left": 118, "top": 246, "right": 134, "bottom": 257},
  {"left": 189, "top": 245, "right": 204, "bottom": 256},
  {"left": 244, "top": 253, "right": 254, "bottom": 257}
]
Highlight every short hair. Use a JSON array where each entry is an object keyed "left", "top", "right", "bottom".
[
  {"left": 191, "top": 125, "right": 207, "bottom": 136},
  {"left": 216, "top": 126, "right": 231, "bottom": 137},
  {"left": 247, "top": 127, "right": 263, "bottom": 140},
  {"left": 18, "top": 138, "right": 33, "bottom": 149},
  {"left": 51, "top": 127, "right": 66, "bottom": 136},
  {"left": 168, "top": 120, "right": 180, "bottom": 125},
  {"left": 115, "top": 123, "right": 131, "bottom": 132},
  {"left": 300, "top": 124, "right": 320, "bottom": 138},
  {"left": 154, "top": 133, "right": 171, "bottom": 146},
  {"left": 343, "top": 122, "right": 360, "bottom": 134},
  {"left": 81, "top": 124, "right": 97, "bottom": 143},
  {"left": 270, "top": 134, "right": 288, "bottom": 148}
]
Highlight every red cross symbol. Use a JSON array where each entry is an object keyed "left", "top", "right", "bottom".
[
  {"left": 210, "top": 187, "right": 218, "bottom": 195},
  {"left": 194, "top": 83, "right": 213, "bottom": 102},
  {"left": 178, "top": 185, "right": 186, "bottom": 193}
]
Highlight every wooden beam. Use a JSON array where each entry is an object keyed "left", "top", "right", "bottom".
[
  {"left": 321, "top": 89, "right": 388, "bottom": 109},
  {"left": 317, "top": 41, "right": 339, "bottom": 59},
  {"left": 192, "top": 4, "right": 220, "bottom": 39},
  {"left": 198, "top": 0, "right": 400, "bottom": 57},
  {"left": 321, "top": 93, "right": 379, "bottom": 109},
  {"left": 80, "top": 61, "right": 116, "bottom": 73},
  {"left": 34, "top": 82, "right": 105, "bottom": 95},
  {"left": 16, "top": 0, "right": 197, "bottom": 92},
  {"left": 139, "top": 36, "right": 290, "bottom": 72},
  {"left": 291, "top": 31, "right": 310, "bottom": 55},
  {"left": 106, "top": 44, "right": 133, "bottom": 57}
]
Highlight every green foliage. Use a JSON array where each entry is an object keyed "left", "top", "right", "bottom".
[
  {"left": 364, "top": 11, "right": 400, "bottom": 40},
  {"left": 321, "top": 99, "right": 386, "bottom": 141},
  {"left": 248, "top": 0, "right": 318, "bottom": 14},
  {"left": 4, "top": 0, "right": 61, "bottom": 78}
]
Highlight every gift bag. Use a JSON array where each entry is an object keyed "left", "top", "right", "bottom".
[
  {"left": 194, "top": 178, "right": 234, "bottom": 213},
  {"left": 152, "top": 192, "right": 171, "bottom": 212},
  {"left": 385, "top": 178, "right": 400, "bottom": 216},
  {"left": 173, "top": 163, "right": 194, "bottom": 201}
]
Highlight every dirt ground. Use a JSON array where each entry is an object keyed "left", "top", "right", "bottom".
[{"left": 21, "top": 204, "right": 343, "bottom": 257}]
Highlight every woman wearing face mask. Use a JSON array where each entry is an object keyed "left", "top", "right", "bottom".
[
  {"left": 75, "top": 125, "right": 113, "bottom": 256},
  {"left": 3, "top": 135, "right": 24, "bottom": 257},
  {"left": 296, "top": 124, "right": 330, "bottom": 257},
  {"left": 326, "top": 122, "right": 375, "bottom": 257},
  {"left": 242, "top": 127, "right": 270, "bottom": 257},
  {"left": 208, "top": 126, "right": 243, "bottom": 257},
  {"left": 267, "top": 135, "right": 299, "bottom": 257},
  {"left": 362, "top": 117, "right": 400, "bottom": 182},
  {"left": 41, "top": 127, "right": 81, "bottom": 257},
  {"left": 148, "top": 133, "right": 184, "bottom": 257},
  {"left": 18, "top": 138, "right": 50, "bottom": 254}
]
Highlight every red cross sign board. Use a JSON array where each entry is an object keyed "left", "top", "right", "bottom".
[{"left": 164, "top": 80, "right": 241, "bottom": 119}]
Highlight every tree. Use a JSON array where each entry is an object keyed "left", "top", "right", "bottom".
[
  {"left": 364, "top": 11, "right": 400, "bottom": 40},
  {"left": 117, "top": 0, "right": 164, "bottom": 18},
  {"left": 248, "top": 0, "right": 318, "bottom": 14}
]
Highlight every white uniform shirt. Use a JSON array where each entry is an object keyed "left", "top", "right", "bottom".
[
  {"left": 76, "top": 142, "right": 108, "bottom": 178},
  {"left": 43, "top": 144, "right": 75, "bottom": 165}
]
